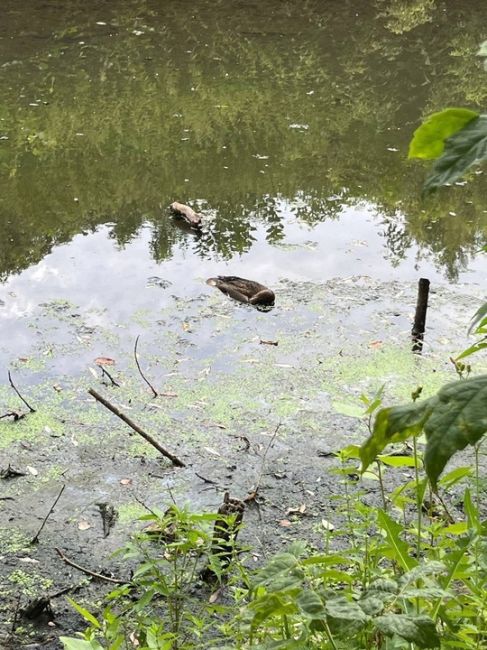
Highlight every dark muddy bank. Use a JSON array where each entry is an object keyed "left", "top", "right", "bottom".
[{"left": 0, "top": 277, "right": 485, "bottom": 648}]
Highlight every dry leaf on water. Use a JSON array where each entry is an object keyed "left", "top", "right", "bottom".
[{"left": 95, "top": 357, "right": 115, "bottom": 366}]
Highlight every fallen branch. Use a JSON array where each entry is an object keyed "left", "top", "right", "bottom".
[
  {"left": 88, "top": 388, "right": 185, "bottom": 467},
  {"left": 8, "top": 371, "right": 36, "bottom": 413},
  {"left": 54, "top": 548, "right": 127, "bottom": 585},
  {"left": 134, "top": 335, "right": 158, "bottom": 397},
  {"left": 31, "top": 484, "right": 66, "bottom": 544}
]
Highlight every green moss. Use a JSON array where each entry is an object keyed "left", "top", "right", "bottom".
[
  {"left": 0, "top": 528, "right": 32, "bottom": 555},
  {"left": 118, "top": 502, "right": 147, "bottom": 524},
  {"left": 8, "top": 570, "right": 53, "bottom": 597}
]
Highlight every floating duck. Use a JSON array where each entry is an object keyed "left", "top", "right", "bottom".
[
  {"left": 170, "top": 201, "right": 203, "bottom": 229},
  {"left": 207, "top": 276, "right": 275, "bottom": 306}
]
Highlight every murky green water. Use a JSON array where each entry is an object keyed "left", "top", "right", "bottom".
[{"left": 1, "top": 0, "right": 487, "bottom": 362}]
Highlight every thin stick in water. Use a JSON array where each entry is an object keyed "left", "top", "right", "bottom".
[
  {"left": 88, "top": 388, "right": 185, "bottom": 467},
  {"left": 54, "top": 547, "right": 127, "bottom": 584},
  {"left": 31, "top": 484, "right": 66, "bottom": 544},
  {"left": 134, "top": 335, "right": 158, "bottom": 398},
  {"left": 8, "top": 371, "right": 36, "bottom": 413}
]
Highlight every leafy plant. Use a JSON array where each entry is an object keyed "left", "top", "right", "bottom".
[
  {"left": 408, "top": 41, "right": 487, "bottom": 194},
  {"left": 61, "top": 505, "right": 243, "bottom": 650}
]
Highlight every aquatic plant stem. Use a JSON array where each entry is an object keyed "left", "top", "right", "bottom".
[
  {"left": 8, "top": 370, "right": 36, "bottom": 413},
  {"left": 134, "top": 335, "right": 158, "bottom": 398},
  {"left": 412, "top": 437, "right": 422, "bottom": 615}
]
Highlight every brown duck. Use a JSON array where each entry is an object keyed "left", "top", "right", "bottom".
[{"left": 206, "top": 276, "right": 275, "bottom": 306}]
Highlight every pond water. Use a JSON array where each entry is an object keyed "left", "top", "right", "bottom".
[{"left": 1, "top": 0, "right": 487, "bottom": 364}]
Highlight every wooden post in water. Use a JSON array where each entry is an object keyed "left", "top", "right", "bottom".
[{"left": 412, "top": 278, "right": 430, "bottom": 353}]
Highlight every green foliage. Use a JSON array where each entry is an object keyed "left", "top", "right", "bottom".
[
  {"left": 61, "top": 505, "right": 243, "bottom": 649},
  {"left": 360, "top": 375, "right": 487, "bottom": 486},
  {"left": 408, "top": 108, "right": 478, "bottom": 159},
  {"left": 422, "top": 114, "right": 487, "bottom": 194}
]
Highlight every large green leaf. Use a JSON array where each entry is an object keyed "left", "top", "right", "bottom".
[
  {"left": 324, "top": 595, "right": 369, "bottom": 623},
  {"left": 360, "top": 398, "right": 434, "bottom": 472},
  {"left": 253, "top": 553, "right": 304, "bottom": 592},
  {"left": 362, "top": 375, "right": 487, "bottom": 487},
  {"left": 296, "top": 590, "right": 326, "bottom": 618},
  {"left": 423, "top": 114, "right": 487, "bottom": 194},
  {"left": 408, "top": 108, "right": 478, "bottom": 160},
  {"left": 423, "top": 375, "right": 487, "bottom": 486},
  {"left": 374, "top": 614, "right": 440, "bottom": 648}
]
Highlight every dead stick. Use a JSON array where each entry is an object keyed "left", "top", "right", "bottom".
[
  {"left": 88, "top": 388, "right": 185, "bottom": 467},
  {"left": 54, "top": 548, "right": 127, "bottom": 585},
  {"left": 8, "top": 371, "right": 36, "bottom": 413},
  {"left": 412, "top": 278, "right": 430, "bottom": 353},
  {"left": 101, "top": 366, "right": 120, "bottom": 388},
  {"left": 134, "top": 335, "right": 158, "bottom": 397},
  {"left": 31, "top": 484, "right": 66, "bottom": 544},
  {"left": 245, "top": 423, "right": 281, "bottom": 502}
]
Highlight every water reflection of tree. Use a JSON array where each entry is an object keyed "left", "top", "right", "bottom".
[{"left": 1, "top": 0, "right": 487, "bottom": 280}]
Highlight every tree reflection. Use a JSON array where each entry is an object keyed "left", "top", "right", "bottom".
[{"left": 1, "top": 0, "right": 487, "bottom": 281}]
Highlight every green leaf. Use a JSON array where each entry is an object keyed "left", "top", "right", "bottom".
[
  {"left": 67, "top": 599, "right": 101, "bottom": 629},
  {"left": 377, "top": 509, "right": 418, "bottom": 572},
  {"left": 408, "top": 108, "right": 478, "bottom": 160},
  {"left": 368, "top": 578, "right": 399, "bottom": 595},
  {"left": 375, "top": 614, "right": 440, "bottom": 648},
  {"left": 438, "top": 466, "right": 472, "bottom": 489},
  {"left": 358, "top": 595, "right": 385, "bottom": 616},
  {"left": 296, "top": 590, "right": 326, "bottom": 618},
  {"left": 464, "top": 488, "right": 480, "bottom": 532},
  {"left": 60, "top": 638, "right": 104, "bottom": 650},
  {"left": 365, "top": 376, "right": 487, "bottom": 487},
  {"left": 378, "top": 454, "right": 418, "bottom": 467},
  {"left": 468, "top": 301, "right": 487, "bottom": 334},
  {"left": 360, "top": 398, "right": 434, "bottom": 473},
  {"left": 455, "top": 338, "right": 487, "bottom": 361},
  {"left": 423, "top": 375, "right": 487, "bottom": 486},
  {"left": 324, "top": 595, "right": 369, "bottom": 623},
  {"left": 423, "top": 114, "right": 487, "bottom": 194},
  {"left": 253, "top": 553, "right": 304, "bottom": 592}
]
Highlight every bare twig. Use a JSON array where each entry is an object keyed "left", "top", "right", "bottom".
[
  {"left": 101, "top": 366, "right": 120, "bottom": 388},
  {"left": 54, "top": 548, "right": 127, "bottom": 584},
  {"left": 88, "top": 388, "right": 185, "bottom": 467},
  {"left": 195, "top": 472, "right": 218, "bottom": 485},
  {"left": 31, "top": 484, "right": 66, "bottom": 544},
  {"left": 134, "top": 335, "right": 158, "bottom": 398},
  {"left": 245, "top": 423, "right": 281, "bottom": 503},
  {"left": 0, "top": 411, "right": 25, "bottom": 421},
  {"left": 8, "top": 371, "right": 36, "bottom": 413}
]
